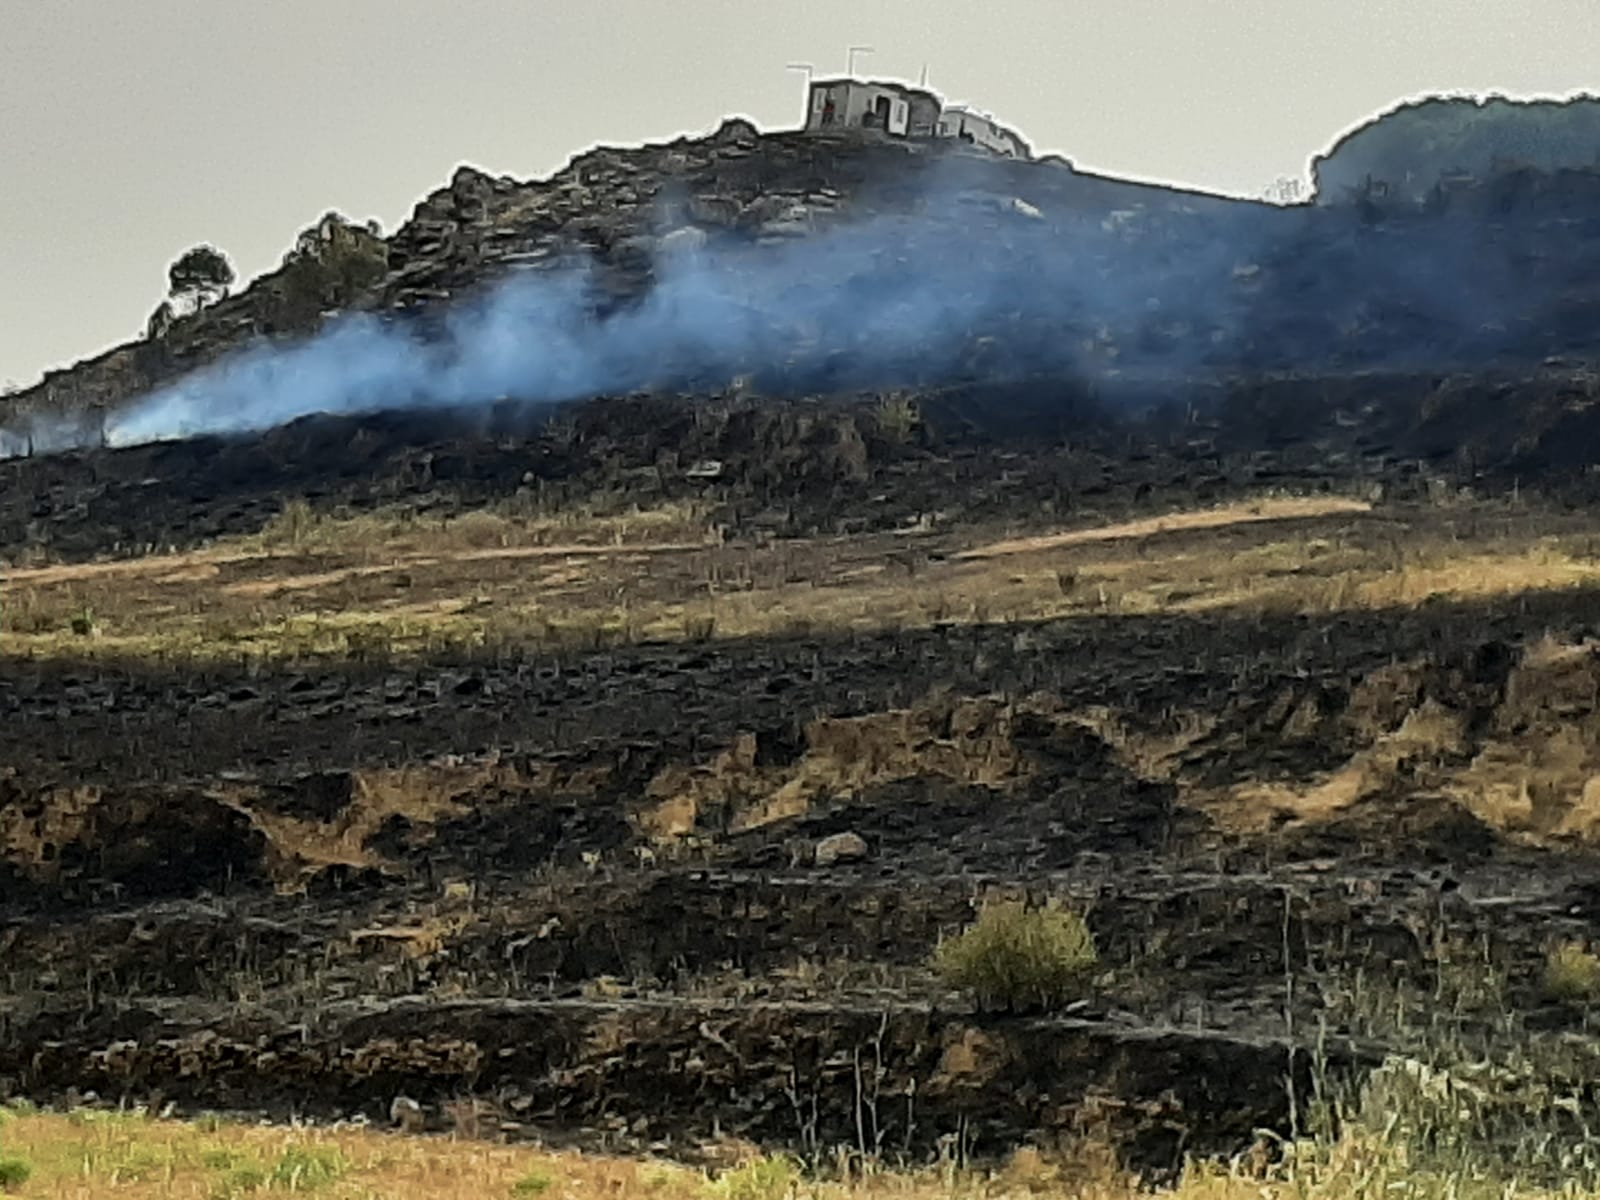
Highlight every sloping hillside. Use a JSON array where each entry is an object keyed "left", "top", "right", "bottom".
[
  {"left": 1313, "top": 93, "right": 1600, "bottom": 205},
  {"left": 3, "top": 120, "right": 1263, "bottom": 450}
]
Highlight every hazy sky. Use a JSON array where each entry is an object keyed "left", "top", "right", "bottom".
[{"left": 4, "top": 0, "right": 1598, "bottom": 390}]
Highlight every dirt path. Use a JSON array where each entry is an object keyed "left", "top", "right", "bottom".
[{"left": 956, "top": 496, "right": 1372, "bottom": 561}]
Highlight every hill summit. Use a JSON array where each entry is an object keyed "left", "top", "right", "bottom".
[{"left": 13, "top": 96, "right": 1600, "bottom": 455}]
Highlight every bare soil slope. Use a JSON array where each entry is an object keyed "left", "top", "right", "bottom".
[{"left": 9, "top": 386, "right": 1600, "bottom": 1176}]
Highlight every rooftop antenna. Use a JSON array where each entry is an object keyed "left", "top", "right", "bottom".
[
  {"left": 787, "top": 63, "right": 816, "bottom": 124},
  {"left": 920, "top": 63, "right": 929, "bottom": 87},
  {"left": 847, "top": 45, "right": 874, "bottom": 77}
]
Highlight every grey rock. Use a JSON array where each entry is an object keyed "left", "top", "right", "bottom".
[{"left": 814, "top": 831, "right": 871, "bottom": 867}]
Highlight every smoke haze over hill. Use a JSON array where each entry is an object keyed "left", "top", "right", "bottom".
[
  {"left": 14, "top": 89, "right": 1600, "bottom": 461},
  {"left": 34, "top": 177, "right": 1277, "bottom": 452}
]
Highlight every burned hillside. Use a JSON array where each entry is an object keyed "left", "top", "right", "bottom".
[
  {"left": 12, "top": 359, "right": 1600, "bottom": 569},
  {"left": 16, "top": 115, "right": 1600, "bottom": 459},
  {"left": 16, "top": 108, "right": 1600, "bottom": 1182}
]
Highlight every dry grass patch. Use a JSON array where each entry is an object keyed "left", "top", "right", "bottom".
[
  {"left": 4, "top": 1102, "right": 1599, "bottom": 1200},
  {"left": 1542, "top": 941, "right": 1600, "bottom": 1005},
  {"left": 12, "top": 496, "right": 1600, "bottom": 665},
  {"left": 0, "top": 1105, "right": 721, "bottom": 1199},
  {"left": 956, "top": 496, "right": 1373, "bottom": 560},
  {"left": 250, "top": 497, "right": 718, "bottom": 558}
]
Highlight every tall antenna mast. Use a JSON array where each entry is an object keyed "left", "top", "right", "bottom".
[
  {"left": 920, "top": 63, "right": 929, "bottom": 87},
  {"left": 786, "top": 62, "right": 816, "bottom": 124}
]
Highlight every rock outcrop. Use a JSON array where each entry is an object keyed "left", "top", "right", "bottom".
[
  {"left": 18, "top": 108, "right": 1600, "bottom": 453},
  {"left": 0, "top": 121, "right": 1252, "bottom": 443},
  {"left": 1313, "top": 93, "right": 1600, "bottom": 206}
]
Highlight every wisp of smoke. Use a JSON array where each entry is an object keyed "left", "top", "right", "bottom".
[
  {"left": 2, "top": 165, "right": 1569, "bottom": 460},
  {"left": 88, "top": 184, "right": 1269, "bottom": 451}
]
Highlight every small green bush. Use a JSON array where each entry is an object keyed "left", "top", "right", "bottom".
[
  {"left": 934, "top": 899, "right": 1098, "bottom": 1013},
  {"left": 213, "top": 1164, "right": 268, "bottom": 1199},
  {"left": 709, "top": 1155, "right": 799, "bottom": 1200},
  {"left": 269, "top": 1145, "right": 346, "bottom": 1189},
  {"left": 1544, "top": 940, "right": 1600, "bottom": 1004},
  {"left": 0, "top": 1157, "right": 32, "bottom": 1191},
  {"left": 261, "top": 497, "right": 320, "bottom": 548},
  {"left": 875, "top": 392, "right": 920, "bottom": 444},
  {"left": 201, "top": 1147, "right": 248, "bottom": 1171},
  {"left": 513, "top": 1171, "right": 555, "bottom": 1196}
]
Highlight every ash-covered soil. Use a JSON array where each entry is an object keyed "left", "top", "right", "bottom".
[
  {"left": 8, "top": 382, "right": 1600, "bottom": 1176},
  {"left": 10, "top": 362, "right": 1600, "bottom": 566}
]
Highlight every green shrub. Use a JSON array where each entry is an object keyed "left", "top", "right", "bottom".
[
  {"left": 1544, "top": 940, "right": 1600, "bottom": 1004},
  {"left": 213, "top": 1164, "right": 268, "bottom": 1198},
  {"left": 261, "top": 497, "right": 320, "bottom": 548},
  {"left": 934, "top": 899, "right": 1098, "bottom": 1013},
  {"left": 708, "top": 1155, "right": 799, "bottom": 1200},
  {"left": 269, "top": 1145, "right": 346, "bottom": 1189},
  {"left": 0, "top": 1157, "right": 32, "bottom": 1191},
  {"left": 875, "top": 392, "right": 920, "bottom": 444},
  {"left": 270, "top": 212, "right": 388, "bottom": 332},
  {"left": 513, "top": 1171, "right": 555, "bottom": 1196}
]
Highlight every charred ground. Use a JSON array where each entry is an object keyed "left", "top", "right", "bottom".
[
  {"left": 9, "top": 373, "right": 1600, "bottom": 1179},
  {"left": 11, "top": 125, "right": 1600, "bottom": 1181}
]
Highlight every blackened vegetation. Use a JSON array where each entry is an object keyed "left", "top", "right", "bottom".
[
  {"left": 16, "top": 124, "right": 1600, "bottom": 451},
  {"left": 14, "top": 128, "right": 1600, "bottom": 1178},
  {"left": 7, "top": 362, "right": 1600, "bottom": 564},
  {"left": 6, "top": 371, "right": 1600, "bottom": 1174}
]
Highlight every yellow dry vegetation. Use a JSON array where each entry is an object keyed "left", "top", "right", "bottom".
[
  {"left": 6, "top": 491, "right": 1600, "bottom": 665},
  {"left": 0, "top": 1104, "right": 1591, "bottom": 1200},
  {"left": 0, "top": 1106, "right": 710, "bottom": 1200},
  {"left": 954, "top": 496, "right": 1372, "bottom": 559},
  {"left": 638, "top": 698, "right": 1031, "bottom": 840},
  {"left": 217, "top": 760, "right": 515, "bottom": 889},
  {"left": 1190, "top": 630, "right": 1600, "bottom": 848}
]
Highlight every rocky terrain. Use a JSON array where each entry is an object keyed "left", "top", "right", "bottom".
[
  {"left": 10, "top": 118, "right": 1600, "bottom": 1183},
  {"left": 9, "top": 381, "right": 1600, "bottom": 1178},
  {"left": 16, "top": 112, "right": 1600, "bottom": 454},
  {"left": 1311, "top": 93, "right": 1600, "bottom": 206}
]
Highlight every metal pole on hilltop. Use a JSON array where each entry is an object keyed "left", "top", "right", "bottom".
[
  {"left": 787, "top": 62, "right": 815, "bottom": 124},
  {"left": 786, "top": 62, "right": 814, "bottom": 87}
]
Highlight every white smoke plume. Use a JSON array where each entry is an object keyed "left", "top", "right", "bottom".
[
  {"left": 53, "top": 187, "right": 1267, "bottom": 454},
  {"left": 2, "top": 161, "right": 1570, "bottom": 460}
]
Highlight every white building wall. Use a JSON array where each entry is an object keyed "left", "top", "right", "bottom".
[
  {"left": 937, "top": 107, "right": 1028, "bottom": 158},
  {"left": 807, "top": 82, "right": 913, "bottom": 135},
  {"left": 805, "top": 80, "right": 1029, "bottom": 159}
]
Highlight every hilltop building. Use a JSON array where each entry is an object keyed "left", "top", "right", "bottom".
[
  {"left": 804, "top": 78, "right": 941, "bottom": 138},
  {"left": 802, "top": 77, "right": 1032, "bottom": 159},
  {"left": 936, "top": 103, "right": 1031, "bottom": 158}
]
